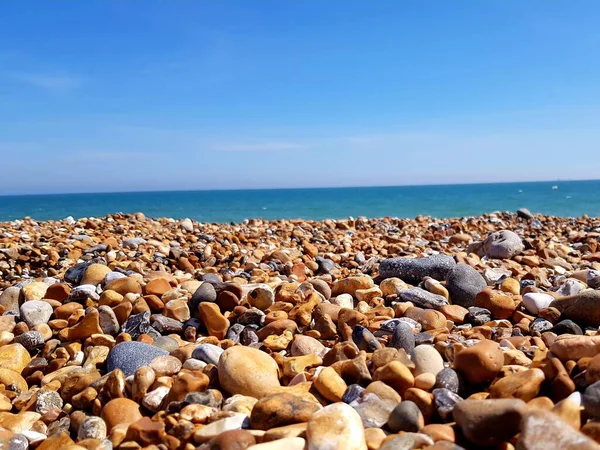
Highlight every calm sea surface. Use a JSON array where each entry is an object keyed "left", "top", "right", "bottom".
[{"left": 1, "top": 181, "right": 599, "bottom": 223}]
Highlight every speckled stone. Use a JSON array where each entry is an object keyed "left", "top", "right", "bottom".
[
  {"left": 379, "top": 254, "right": 456, "bottom": 284},
  {"left": 106, "top": 341, "right": 168, "bottom": 376}
]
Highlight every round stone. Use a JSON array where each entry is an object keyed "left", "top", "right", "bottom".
[{"left": 387, "top": 400, "right": 424, "bottom": 433}]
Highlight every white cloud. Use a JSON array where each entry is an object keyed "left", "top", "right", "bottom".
[
  {"left": 211, "top": 142, "right": 306, "bottom": 152},
  {"left": 8, "top": 71, "right": 84, "bottom": 92}
]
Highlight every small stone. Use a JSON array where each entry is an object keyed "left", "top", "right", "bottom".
[
  {"left": 314, "top": 367, "right": 347, "bottom": 402},
  {"left": 523, "top": 293, "right": 554, "bottom": 314},
  {"left": 387, "top": 400, "right": 424, "bottom": 433},
  {"left": 77, "top": 416, "right": 107, "bottom": 441},
  {"left": 466, "top": 307, "right": 492, "bottom": 326},
  {"left": 35, "top": 390, "right": 63, "bottom": 414},
  {"left": 149, "top": 354, "right": 182, "bottom": 377},
  {"left": 122, "top": 311, "right": 150, "bottom": 339},
  {"left": 106, "top": 341, "right": 168, "bottom": 377},
  {"left": 207, "top": 429, "right": 256, "bottom": 450},
  {"left": 388, "top": 321, "right": 415, "bottom": 356},
  {"left": 584, "top": 381, "right": 600, "bottom": 419},
  {"left": 248, "top": 286, "right": 275, "bottom": 311},
  {"left": 20, "top": 300, "right": 53, "bottom": 327},
  {"left": 13, "top": 331, "right": 44, "bottom": 350},
  {"left": 100, "top": 398, "right": 142, "bottom": 431},
  {"left": 352, "top": 325, "right": 382, "bottom": 352},
  {"left": 22, "top": 282, "right": 48, "bottom": 301},
  {"left": 350, "top": 392, "right": 393, "bottom": 428},
  {"left": 454, "top": 340, "right": 503, "bottom": 384},
  {"left": 399, "top": 287, "right": 448, "bottom": 310},
  {"left": 552, "top": 319, "right": 583, "bottom": 335},
  {"left": 473, "top": 230, "right": 524, "bottom": 259},
  {"left": 194, "top": 413, "right": 248, "bottom": 443},
  {"left": 433, "top": 388, "right": 464, "bottom": 422},
  {"left": 445, "top": 264, "right": 487, "bottom": 308},
  {"left": 218, "top": 346, "right": 281, "bottom": 398},
  {"left": 412, "top": 345, "right": 444, "bottom": 377},
  {"left": 550, "top": 335, "right": 600, "bottom": 361},
  {"left": 250, "top": 392, "right": 321, "bottom": 430},
  {"left": 342, "top": 384, "right": 365, "bottom": 404},
  {"left": 453, "top": 398, "right": 526, "bottom": 446},
  {"left": 530, "top": 317, "right": 553, "bottom": 333},
  {"left": 192, "top": 343, "right": 224, "bottom": 366},
  {"left": 490, "top": 368, "right": 545, "bottom": 402},
  {"left": 98, "top": 305, "right": 120, "bottom": 335},
  {"left": 475, "top": 288, "right": 516, "bottom": 319},
  {"left": 306, "top": 402, "right": 367, "bottom": 450},
  {"left": 518, "top": 408, "right": 600, "bottom": 449},
  {"left": 81, "top": 263, "right": 111, "bottom": 286},
  {"left": 0, "top": 343, "right": 32, "bottom": 373}
]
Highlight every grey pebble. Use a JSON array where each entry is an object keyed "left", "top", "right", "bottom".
[{"left": 106, "top": 341, "right": 168, "bottom": 376}]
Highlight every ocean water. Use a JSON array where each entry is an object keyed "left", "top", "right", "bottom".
[{"left": 1, "top": 180, "right": 599, "bottom": 223}]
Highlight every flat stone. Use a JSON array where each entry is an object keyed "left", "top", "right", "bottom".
[
  {"left": 550, "top": 290, "right": 600, "bottom": 327},
  {"left": 106, "top": 341, "right": 168, "bottom": 377},
  {"left": 399, "top": 287, "right": 448, "bottom": 310},
  {"left": 379, "top": 254, "right": 456, "bottom": 285}
]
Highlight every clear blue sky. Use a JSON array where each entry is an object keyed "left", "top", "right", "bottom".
[{"left": 1, "top": 1, "right": 599, "bottom": 195}]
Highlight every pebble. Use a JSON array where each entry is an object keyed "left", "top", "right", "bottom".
[
  {"left": 250, "top": 392, "right": 321, "bottom": 430},
  {"left": 306, "top": 402, "right": 367, "bottom": 450},
  {"left": 475, "top": 229, "right": 524, "bottom": 259},
  {"left": 379, "top": 254, "right": 456, "bottom": 284},
  {"left": 388, "top": 320, "right": 416, "bottom": 356},
  {"left": 192, "top": 343, "right": 225, "bottom": 366},
  {"left": 100, "top": 398, "right": 142, "bottom": 431},
  {"left": 413, "top": 345, "right": 444, "bottom": 376},
  {"left": 387, "top": 400, "right": 424, "bottom": 432},
  {"left": 519, "top": 408, "right": 600, "bottom": 449},
  {"left": 218, "top": 346, "right": 281, "bottom": 398},
  {"left": 106, "top": 341, "right": 168, "bottom": 376},
  {"left": 2, "top": 212, "right": 600, "bottom": 448},
  {"left": 20, "top": 300, "right": 53, "bottom": 327},
  {"left": 350, "top": 393, "right": 393, "bottom": 428},
  {"left": 433, "top": 388, "right": 464, "bottom": 421},
  {"left": 454, "top": 339, "right": 504, "bottom": 384},
  {"left": 445, "top": 264, "right": 487, "bottom": 308},
  {"left": 399, "top": 287, "right": 448, "bottom": 310},
  {"left": 551, "top": 290, "right": 600, "bottom": 327},
  {"left": 522, "top": 292, "right": 554, "bottom": 314},
  {"left": 453, "top": 398, "right": 526, "bottom": 446}
]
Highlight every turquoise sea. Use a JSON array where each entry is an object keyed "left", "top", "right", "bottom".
[{"left": 1, "top": 180, "right": 599, "bottom": 223}]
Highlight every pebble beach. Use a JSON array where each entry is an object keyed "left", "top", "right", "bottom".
[{"left": 1, "top": 210, "right": 600, "bottom": 450}]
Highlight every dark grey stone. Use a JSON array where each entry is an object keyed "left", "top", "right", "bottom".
[
  {"left": 13, "top": 330, "right": 44, "bottom": 350},
  {"left": 466, "top": 307, "right": 492, "bottom": 326},
  {"left": 190, "top": 282, "right": 217, "bottom": 313},
  {"left": 122, "top": 311, "right": 150, "bottom": 339},
  {"left": 388, "top": 321, "right": 415, "bottom": 356},
  {"left": 552, "top": 319, "right": 583, "bottom": 335},
  {"left": 517, "top": 208, "right": 534, "bottom": 219},
  {"left": 435, "top": 368, "right": 462, "bottom": 394},
  {"left": 106, "top": 341, "right": 168, "bottom": 376},
  {"left": 240, "top": 327, "right": 259, "bottom": 346},
  {"left": 584, "top": 381, "right": 600, "bottom": 418},
  {"left": 433, "top": 388, "right": 463, "bottom": 422},
  {"left": 530, "top": 317, "right": 553, "bottom": 333},
  {"left": 379, "top": 254, "right": 456, "bottom": 284},
  {"left": 399, "top": 287, "right": 448, "bottom": 310},
  {"left": 387, "top": 400, "right": 423, "bottom": 433},
  {"left": 352, "top": 325, "right": 382, "bottom": 352},
  {"left": 316, "top": 256, "right": 335, "bottom": 274},
  {"left": 445, "top": 264, "right": 487, "bottom": 308},
  {"left": 343, "top": 384, "right": 365, "bottom": 404}
]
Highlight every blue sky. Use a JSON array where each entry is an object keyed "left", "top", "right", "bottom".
[{"left": 1, "top": 1, "right": 599, "bottom": 195}]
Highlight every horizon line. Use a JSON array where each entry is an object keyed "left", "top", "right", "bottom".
[{"left": 1, "top": 177, "right": 597, "bottom": 198}]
